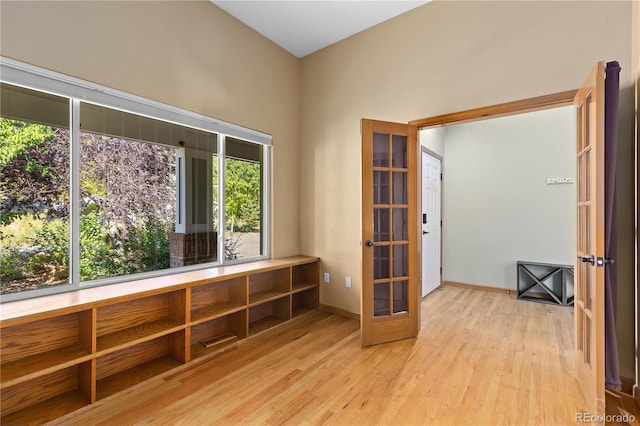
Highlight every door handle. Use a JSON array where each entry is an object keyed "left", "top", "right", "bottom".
[
  {"left": 422, "top": 230, "right": 429, "bottom": 235},
  {"left": 578, "top": 255, "right": 594, "bottom": 265},
  {"left": 366, "top": 240, "right": 374, "bottom": 247}
]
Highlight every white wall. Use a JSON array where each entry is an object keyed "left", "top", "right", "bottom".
[
  {"left": 420, "top": 127, "right": 445, "bottom": 157},
  {"left": 440, "top": 106, "right": 575, "bottom": 289}
]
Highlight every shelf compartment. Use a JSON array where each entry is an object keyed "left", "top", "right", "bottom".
[
  {"left": 96, "top": 332, "right": 185, "bottom": 400},
  {"left": 190, "top": 311, "right": 247, "bottom": 360},
  {"left": 248, "top": 268, "right": 290, "bottom": 305},
  {"left": 1, "top": 361, "right": 93, "bottom": 424},
  {"left": 291, "top": 282, "right": 318, "bottom": 294},
  {"left": 191, "top": 276, "right": 247, "bottom": 323},
  {"left": 292, "top": 261, "right": 319, "bottom": 293},
  {"left": 1, "top": 310, "right": 93, "bottom": 388},
  {"left": 249, "top": 296, "right": 291, "bottom": 336},
  {"left": 96, "top": 290, "right": 187, "bottom": 352},
  {"left": 292, "top": 288, "right": 319, "bottom": 318}
]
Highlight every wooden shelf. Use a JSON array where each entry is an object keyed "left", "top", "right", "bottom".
[
  {"left": 190, "top": 311, "right": 246, "bottom": 360},
  {"left": 248, "top": 289, "right": 288, "bottom": 306},
  {"left": 96, "top": 290, "right": 187, "bottom": 352},
  {"left": 292, "top": 304, "right": 316, "bottom": 318},
  {"left": 1, "top": 389, "right": 89, "bottom": 425},
  {"left": 292, "top": 287, "right": 319, "bottom": 318},
  {"left": 291, "top": 282, "right": 317, "bottom": 294},
  {"left": 249, "top": 297, "right": 290, "bottom": 336},
  {"left": 292, "top": 262, "right": 319, "bottom": 285},
  {"left": 191, "top": 276, "right": 247, "bottom": 323},
  {"left": 96, "top": 333, "right": 185, "bottom": 399},
  {"left": 0, "top": 344, "right": 90, "bottom": 389},
  {"left": 249, "top": 268, "right": 290, "bottom": 306},
  {"left": 0, "top": 256, "right": 320, "bottom": 422},
  {"left": 190, "top": 333, "right": 238, "bottom": 360},
  {"left": 191, "top": 302, "right": 245, "bottom": 324},
  {"left": 96, "top": 319, "right": 184, "bottom": 353},
  {"left": 249, "top": 316, "right": 287, "bottom": 336},
  {"left": 1, "top": 362, "right": 92, "bottom": 422},
  {"left": 97, "top": 356, "right": 182, "bottom": 400}
]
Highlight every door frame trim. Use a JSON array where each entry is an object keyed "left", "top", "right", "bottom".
[{"left": 410, "top": 90, "right": 577, "bottom": 129}]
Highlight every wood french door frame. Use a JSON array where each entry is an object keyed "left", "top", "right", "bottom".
[
  {"left": 574, "top": 62, "right": 606, "bottom": 416},
  {"left": 361, "top": 119, "right": 420, "bottom": 347}
]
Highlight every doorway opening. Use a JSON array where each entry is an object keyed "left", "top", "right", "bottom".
[{"left": 417, "top": 104, "right": 576, "bottom": 295}]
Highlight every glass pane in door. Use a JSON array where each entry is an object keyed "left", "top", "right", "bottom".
[
  {"left": 393, "top": 172, "right": 407, "bottom": 204},
  {"left": 374, "top": 245, "right": 390, "bottom": 279},
  {"left": 393, "top": 281, "right": 408, "bottom": 313},
  {"left": 373, "top": 133, "right": 389, "bottom": 167},
  {"left": 392, "top": 208, "right": 407, "bottom": 241},
  {"left": 392, "top": 135, "right": 407, "bottom": 168},
  {"left": 393, "top": 245, "right": 407, "bottom": 277},
  {"left": 373, "top": 171, "right": 389, "bottom": 204},
  {"left": 374, "top": 209, "right": 390, "bottom": 242},
  {"left": 374, "top": 282, "right": 390, "bottom": 316}
]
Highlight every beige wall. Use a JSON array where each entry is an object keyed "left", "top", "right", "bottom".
[
  {"left": 0, "top": 0, "right": 301, "bottom": 259},
  {"left": 299, "top": 0, "right": 635, "bottom": 378}
]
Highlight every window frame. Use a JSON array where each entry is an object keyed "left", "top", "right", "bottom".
[{"left": 0, "top": 57, "right": 271, "bottom": 302}]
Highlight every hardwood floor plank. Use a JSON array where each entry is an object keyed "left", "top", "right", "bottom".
[{"left": 52, "top": 286, "right": 588, "bottom": 425}]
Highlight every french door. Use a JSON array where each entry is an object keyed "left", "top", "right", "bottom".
[
  {"left": 361, "top": 119, "right": 419, "bottom": 346},
  {"left": 574, "top": 62, "right": 605, "bottom": 416}
]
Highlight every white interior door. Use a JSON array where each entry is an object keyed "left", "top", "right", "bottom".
[{"left": 421, "top": 149, "right": 441, "bottom": 297}]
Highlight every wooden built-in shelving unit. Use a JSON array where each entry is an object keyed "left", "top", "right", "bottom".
[{"left": 0, "top": 256, "right": 319, "bottom": 424}]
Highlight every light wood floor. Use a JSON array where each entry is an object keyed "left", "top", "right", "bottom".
[{"left": 52, "top": 285, "right": 588, "bottom": 425}]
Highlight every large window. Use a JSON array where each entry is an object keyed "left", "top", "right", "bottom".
[
  {"left": 0, "top": 85, "right": 70, "bottom": 294},
  {"left": 0, "top": 59, "right": 270, "bottom": 301}
]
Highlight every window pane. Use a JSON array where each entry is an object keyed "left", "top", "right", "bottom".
[
  {"left": 373, "top": 133, "right": 389, "bottom": 167},
  {"left": 374, "top": 282, "right": 390, "bottom": 316},
  {"left": 225, "top": 137, "right": 263, "bottom": 260},
  {"left": 393, "top": 244, "right": 407, "bottom": 278},
  {"left": 0, "top": 84, "right": 70, "bottom": 294},
  {"left": 393, "top": 172, "right": 407, "bottom": 204},
  {"left": 373, "top": 208, "right": 390, "bottom": 242},
  {"left": 392, "top": 208, "right": 407, "bottom": 241},
  {"left": 392, "top": 135, "right": 407, "bottom": 168},
  {"left": 393, "top": 280, "right": 408, "bottom": 313},
  {"left": 374, "top": 245, "right": 390, "bottom": 280},
  {"left": 79, "top": 103, "right": 185, "bottom": 281},
  {"left": 373, "top": 171, "right": 389, "bottom": 204}
]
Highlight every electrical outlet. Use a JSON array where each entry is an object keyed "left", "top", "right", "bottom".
[
  {"left": 345, "top": 277, "right": 352, "bottom": 288},
  {"left": 323, "top": 272, "right": 330, "bottom": 283}
]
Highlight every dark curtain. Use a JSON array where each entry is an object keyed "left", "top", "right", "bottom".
[{"left": 604, "top": 61, "right": 621, "bottom": 391}]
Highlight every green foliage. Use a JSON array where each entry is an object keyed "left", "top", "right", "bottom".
[
  {"left": 0, "top": 247, "right": 25, "bottom": 282},
  {"left": 0, "top": 119, "right": 54, "bottom": 165},
  {"left": 224, "top": 159, "right": 261, "bottom": 231},
  {"left": 30, "top": 218, "right": 69, "bottom": 269},
  {"left": 0, "top": 215, "right": 69, "bottom": 288},
  {"left": 78, "top": 211, "right": 171, "bottom": 281},
  {"left": 78, "top": 210, "right": 115, "bottom": 280}
]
